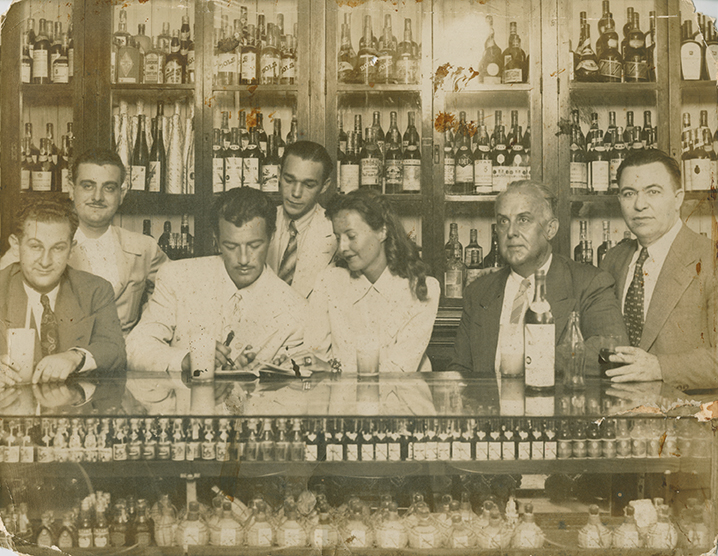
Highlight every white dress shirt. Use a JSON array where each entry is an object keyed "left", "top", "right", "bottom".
[
  {"left": 306, "top": 266, "right": 440, "bottom": 373},
  {"left": 622, "top": 218, "right": 683, "bottom": 320},
  {"left": 22, "top": 282, "right": 96, "bottom": 372},
  {"left": 74, "top": 227, "right": 122, "bottom": 294},
  {"left": 495, "top": 255, "right": 553, "bottom": 375}
]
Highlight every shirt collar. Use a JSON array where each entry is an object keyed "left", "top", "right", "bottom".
[
  {"left": 349, "top": 266, "right": 405, "bottom": 303},
  {"left": 639, "top": 218, "right": 682, "bottom": 264},
  {"left": 22, "top": 280, "right": 60, "bottom": 310},
  {"left": 74, "top": 225, "right": 113, "bottom": 245},
  {"left": 283, "top": 203, "right": 319, "bottom": 235},
  {"left": 508, "top": 253, "right": 553, "bottom": 287},
  {"left": 219, "top": 257, "right": 271, "bottom": 302}
]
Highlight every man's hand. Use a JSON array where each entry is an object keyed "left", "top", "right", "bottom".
[
  {"left": 0, "top": 356, "right": 22, "bottom": 388},
  {"left": 606, "top": 346, "right": 662, "bottom": 383},
  {"left": 32, "top": 350, "right": 84, "bottom": 384}
]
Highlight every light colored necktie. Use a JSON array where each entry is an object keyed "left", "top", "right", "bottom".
[
  {"left": 278, "top": 220, "right": 298, "bottom": 285},
  {"left": 624, "top": 247, "right": 650, "bottom": 347},
  {"left": 510, "top": 278, "right": 532, "bottom": 324}
]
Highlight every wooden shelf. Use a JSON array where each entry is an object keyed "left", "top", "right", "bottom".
[
  {"left": 112, "top": 84, "right": 195, "bottom": 91},
  {"left": 21, "top": 83, "right": 73, "bottom": 102},
  {"left": 570, "top": 194, "right": 620, "bottom": 203},
  {"left": 212, "top": 84, "right": 299, "bottom": 95},
  {"left": 443, "top": 83, "right": 533, "bottom": 93},
  {"left": 445, "top": 194, "right": 498, "bottom": 202},
  {"left": 680, "top": 79, "right": 717, "bottom": 91},
  {"left": 570, "top": 82, "right": 658, "bottom": 93},
  {"left": 337, "top": 83, "right": 422, "bottom": 93},
  {"left": 118, "top": 192, "right": 199, "bottom": 215},
  {"left": 569, "top": 82, "right": 657, "bottom": 106}
]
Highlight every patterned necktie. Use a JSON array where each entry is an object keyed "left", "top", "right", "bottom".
[
  {"left": 624, "top": 247, "right": 650, "bottom": 347},
  {"left": 510, "top": 278, "right": 532, "bottom": 324},
  {"left": 40, "top": 294, "right": 59, "bottom": 357},
  {"left": 278, "top": 220, "right": 298, "bottom": 285}
]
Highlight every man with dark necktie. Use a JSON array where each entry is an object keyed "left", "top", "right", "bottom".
[
  {"left": 601, "top": 149, "right": 717, "bottom": 390},
  {"left": 0, "top": 198, "right": 125, "bottom": 386},
  {"left": 267, "top": 141, "right": 337, "bottom": 298}
]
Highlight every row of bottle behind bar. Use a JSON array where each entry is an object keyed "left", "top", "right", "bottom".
[
  {"left": 21, "top": 18, "right": 73, "bottom": 85},
  {"left": 0, "top": 415, "right": 709, "bottom": 465},
  {"left": 20, "top": 122, "right": 74, "bottom": 193}
]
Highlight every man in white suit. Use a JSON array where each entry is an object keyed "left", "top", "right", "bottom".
[
  {"left": 126, "top": 187, "right": 307, "bottom": 373},
  {"left": 267, "top": 141, "right": 337, "bottom": 298}
]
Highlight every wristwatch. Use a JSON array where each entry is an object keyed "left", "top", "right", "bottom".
[{"left": 69, "top": 348, "right": 86, "bottom": 373}]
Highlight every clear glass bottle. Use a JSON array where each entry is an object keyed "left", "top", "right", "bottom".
[
  {"left": 478, "top": 508, "right": 511, "bottom": 549},
  {"left": 210, "top": 501, "right": 243, "bottom": 546},
  {"left": 449, "top": 513, "right": 477, "bottom": 548},
  {"left": 152, "top": 494, "right": 177, "bottom": 547},
  {"left": 311, "top": 509, "right": 339, "bottom": 549},
  {"left": 176, "top": 501, "right": 209, "bottom": 548},
  {"left": 612, "top": 505, "right": 642, "bottom": 548},
  {"left": 646, "top": 504, "right": 679, "bottom": 549},
  {"left": 343, "top": 507, "right": 373, "bottom": 547},
  {"left": 578, "top": 505, "right": 611, "bottom": 548},
  {"left": 511, "top": 503, "right": 545, "bottom": 548},
  {"left": 277, "top": 504, "right": 306, "bottom": 547},
  {"left": 246, "top": 501, "right": 274, "bottom": 547},
  {"left": 376, "top": 502, "right": 408, "bottom": 548},
  {"left": 408, "top": 505, "right": 441, "bottom": 549},
  {"left": 557, "top": 311, "right": 586, "bottom": 389}
]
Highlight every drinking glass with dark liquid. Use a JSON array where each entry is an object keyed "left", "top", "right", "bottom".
[{"left": 597, "top": 335, "right": 627, "bottom": 379}]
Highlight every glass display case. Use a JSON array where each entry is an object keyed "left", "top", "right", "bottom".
[{"left": 0, "top": 372, "right": 715, "bottom": 553}]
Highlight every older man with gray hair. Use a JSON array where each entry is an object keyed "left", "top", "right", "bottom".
[{"left": 449, "top": 181, "right": 628, "bottom": 377}]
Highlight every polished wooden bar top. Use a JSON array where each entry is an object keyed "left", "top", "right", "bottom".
[{"left": 0, "top": 370, "right": 711, "bottom": 419}]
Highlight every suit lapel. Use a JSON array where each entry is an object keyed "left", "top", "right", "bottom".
[
  {"left": 545, "top": 256, "right": 574, "bottom": 342},
  {"left": 640, "top": 227, "right": 696, "bottom": 351},
  {"left": 113, "top": 226, "right": 134, "bottom": 295},
  {"left": 5, "top": 268, "right": 30, "bottom": 330},
  {"left": 267, "top": 207, "right": 285, "bottom": 271},
  {"left": 55, "top": 272, "right": 94, "bottom": 352},
  {"left": 477, "top": 268, "right": 509, "bottom": 375},
  {"left": 614, "top": 240, "right": 638, "bottom": 301}
]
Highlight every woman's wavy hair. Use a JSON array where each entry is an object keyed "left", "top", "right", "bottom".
[{"left": 326, "top": 190, "right": 431, "bottom": 302}]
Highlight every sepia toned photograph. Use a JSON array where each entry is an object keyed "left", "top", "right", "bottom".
[{"left": 0, "top": 0, "right": 716, "bottom": 553}]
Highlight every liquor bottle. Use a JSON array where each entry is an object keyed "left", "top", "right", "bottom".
[
  {"left": 341, "top": 132, "right": 360, "bottom": 193},
  {"left": 681, "top": 20, "right": 703, "bottom": 80},
  {"left": 371, "top": 111, "right": 385, "bottom": 155},
  {"left": 279, "top": 33, "right": 296, "bottom": 85},
  {"left": 57, "top": 512, "right": 77, "bottom": 549},
  {"left": 148, "top": 116, "right": 166, "bottom": 193},
  {"left": 474, "top": 110, "right": 493, "bottom": 194},
  {"left": 396, "top": 18, "right": 419, "bottom": 84},
  {"left": 241, "top": 24, "right": 258, "bottom": 85},
  {"left": 570, "top": 126, "right": 589, "bottom": 195},
  {"left": 337, "top": 17, "right": 356, "bottom": 83},
  {"left": 157, "top": 22, "right": 171, "bottom": 53},
  {"left": 344, "top": 419, "right": 359, "bottom": 461},
  {"left": 110, "top": 501, "right": 129, "bottom": 547},
  {"left": 444, "top": 222, "right": 462, "bottom": 260},
  {"left": 598, "top": 12, "right": 623, "bottom": 82},
  {"left": 692, "top": 110, "right": 716, "bottom": 191},
  {"left": 259, "top": 418, "right": 275, "bottom": 461},
  {"left": 32, "top": 19, "right": 51, "bottom": 84},
  {"left": 52, "top": 33, "right": 70, "bottom": 84},
  {"left": 376, "top": 502, "right": 408, "bottom": 548},
  {"left": 483, "top": 223, "right": 504, "bottom": 269},
  {"left": 464, "top": 228, "right": 483, "bottom": 268},
  {"left": 48, "top": 22, "right": 60, "bottom": 67},
  {"left": 255, "top": 113, "right": 268, "bottom": 155},
  {"left": 681, "top": 113, "right": 695, "bottom": 190},
  {"left": 176, "top": 501, "right": 209, "bottom": 549},
  {"left": 165, "top": 30, "right": 185, "bottom": 84},
  {"left": 524, "top": 270, "right": 555, "bottom": 390},
  {"left": 378, "top": 15, "right": 397, "bottom": 84},
  {"left": 288, "top": 418, "right": 304, "bottom": 461},
  {"left": 261, "top": 135, "right": 281, "bottom": 193},
  {"left": 641, "top": 110, "right": 654, "bottom": 149},
  {"left": 589, "top": 135, "right": 610, "bottom": 194},
  {"left": 597, "top": 221, "right": 613, "bottom": 265},
  {"left": 575, "top": 13, "right": 599, "bottom": 81},
  {"left": 57, "top": 135, "right": 71, "bottom": 193},
  {"left": 215, "top": 17, "right": 235, "bottom": 86},
  {"left": 507, "top": 123, "right": 526, "bottom": 183},
  {"left": 578, "top": 505, "right": 612, "bottom": 548},
  {"left": 21, "top": 137, "right": 32, "bottom": 191},
  {"left": 274, "top": 418, "right": 289, "bottom": 461},
  {"left": 212, "top": 128, "right": 225, "bottom": 193},
  {"left": 621, "top": 7, "right": 634, "bottom": 59},
  {"left": 444, "top": 243, "right": 466, "bottom": 299},
  {"left": 242, "top": 127, "right": 263, "bottom": 189},
  {"left": 443, "top": 128, "right": 456, "bottom": 193},
  {"left": 466, "top": 251, "right": 483, "bottom": 286},
  {"left": 273, "top": 118, "right": 286, "bottom": 158},
  {"left": 21, "top": 33, "right": 33, "bottom": 84},
  {"left": 285, "top": 114, "right": 298, "bottom": 148},
  {"left": 311, "top": 507, "right": 339, "bottom": 549},
  {"left": 453, "top": 112, "right": 473, "bottom": 194},
  {"left": 503, "top": 21, "right": 526, "bottom": 84},
  {"left": 491, "top": 113, "right": 509, "bottom": 192},
  {"left": 32, "top": 139, "right": 53, "bottom": 192},
  {"left": 574, "top": 220, "right": 588, "bottom": 261},
  {"left": 134, "top": 500, "right": 152, "bottom": 547},
  {"left": 384, "top": 112, "right": 403, "bottom": 194},
  {"left": 358, "top": 15, "right": 379, "bottom": 84},
  {"left": 402, "top": 112, "right": 421, "bottom": 193},
  {"left": 182, "top": 108, "right": 195, "bottom": 195},
  {"left": 181, "top": 16, "right": 194, "bottom": 84},
  {"left": 479, "top": 15, "right": 503, "bottom": 83},
  {"left": 224, "top": 128, "right": 242, "bottom": 191},
  {"left": 143, "top": 37, "right": 165, "bottom": 84},
  {"left": 612, "top": 505, "right": 642, "bottom": 548},
  {"left": 511, "top": 503, "right": 545, "bottom": 548},
  {"left": 355, "top": 114, "right": 364, "bottom": 151},
  {"left": 115, "top": 13, "right": 140, "bottom": 83},
  {"left": 360, "top": 127, "right": 383, "bottom": 191},
  {"left": 624, "top": 12, "right": 648, "bottom": 81},
  {"left": 129, "top": 115, "right": 149, "bottom": 191},
  {"left": 646, "top": 11, "right": 657, "bottom": 81},
  {"left": 259, "top": 24, "right": 280, "bottom": 85}
]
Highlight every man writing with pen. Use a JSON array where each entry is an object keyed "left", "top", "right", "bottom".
[{"left": 126, "top": 188, "right": 307, "bottom": 373}]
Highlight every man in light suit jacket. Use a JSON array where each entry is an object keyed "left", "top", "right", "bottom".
[
  {"left": 1, "top": 149, "right": 168, "bottom": 335},
  {"left": 601, "top": 149, "right": 717, "bottom": 390},
  {"left": 0, "top": 198, "right": 125, "bottom": 386},
  {"left": 126, "top": 187, "right": 307, "bottom": 373},
  {"left": 267, "top": 141, "right": 337, "bottom": 298},
  {"left": 450, "top": 182, "right": 628, "bottom": 377}
]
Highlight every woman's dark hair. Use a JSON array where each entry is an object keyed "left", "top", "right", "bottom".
[{"left": 326, "top": 190, "right": 431, "bottom": 301}]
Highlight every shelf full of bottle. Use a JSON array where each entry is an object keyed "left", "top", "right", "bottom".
[
  {"left": 336, "top": 108, "right": 423, "bottom": 196},
  {"left": 443, "top": 109, "right": 531, "bottom": 198},
  {"left": 112, "top": 8, "right": 195, "bottom": 86},
  {"left": 571, "top": 2, "right": 657, "bottom": 84},
  {"left": 0, "top": 414, "right": 711, "bottom": 469},
  {"left": 212, "top": 109, "right": 299, "bottom": 194},
  {"left": 20, "top": 17, "right": 74, "bottom": 86},
  {"left": 20, "top": 122, "right": 75, "bottom": 194},
  {"left": 337, "top": 9, "right": 423, "bottom": 88},
  {"left": 2, "top": 475, "right": 715, "bottom": 552},
  {"left": 680, "top": 110, "right": 718, "bottom": 191},
  {"left": 113, "top": 98, "right": 195, "bottom": 196},
  {"left": 213, "top": 8, "right": 297, "bottom": 89},
  {"left": 568, "top": 108, "right": 659, "bottom": 197},
  {"left": 680, "top": 11, "right": 718, "bottom": 83}
]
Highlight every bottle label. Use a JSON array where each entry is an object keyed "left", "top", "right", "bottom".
[
  {"left": 136, "top": 531, "right": 152, "bottom": 546},
  {"left": 424, "top": 441, "right": 438, "bottom": 460},
  {"left": 358, "top": 54, "right": 377, "bottom": 82},
  {"left": 259, "top": 53, "right": 279, "bottom": 84},
  {"left": 437, "top": 441, "right": 451, "bottom": 460},
  {"left": 518, "top": 441, "right": 531, "bottom": 459},
  {"left": 187, "top": 51, "right": 196, "bottom": 81},
  {"left": 444, "top": 269, "right": 463, "bottom": 299},
  {"left": 216, "top": 442, "right": 229, "bottom": 461},
  {"left": 142, "top": 443, "right": 156, "bottom": 460},
  {"left": 531, "top": 441, "right": 544, "bottom": 458},
  {"left": 181, "top": 525, "right": 200, "bottom": 546},
  {"left": 524, "top": 323, "right": 555, "bottom": 388},
  {"left": 691, "top": 158, "right": 714, "bottom": 190},
  {"left": 456, "top": 156, "right": 473, "bottom": 183},
  {"left": 609, "top": 157, "right": 623, "bottom": 185},
  {"left": 326, "top": 443, "right": 343, "bottom": 461},
  {"left": 590, "top": 160, "right": 609, "bottom": 192},
  {"left": 706, "top": 45, "right": 718, "bottom": 80},
  {"left": 473, "top": 159, "right": 493, "bottom": 191},
  {"left": 242, "top": 158, "right": 260, "bottom": 188},
  {"left": 412, "top": 442, "right": 426, "bottom": 460},
  {"left": 52, "top": 62, "right": 69, "bottom": 84},
  {"left": 375, "top": 442, "right": 388, "bottom": 460},
  {"left": 488, "top": 441, "right": 502, "bottom": 460},
  {"left": 388, "top": 442, "right": 401, "bottom": 460},
  {"left": 576, "top": 58, "right": 599, "bottom": 72},
  {"left": 148, "top": 161, "right": 162, "bottom": 192},
  {"left": 165, "top": 60, "right": 183, "bottom": 84},
  {"left": 378, "top": 53, "right": 393, "bottom": 80},
  {"left": 416, "top": 531, "right": 435, "bottom": 548},
  {"left": 218, "top": 52, "right": 238, "bottom": 82},
  {"left": 33, "top": 50, "right": 49, "bottom": 78},
  {"left": 492, "top": 165, "right": 508, "bottom": 192},
  {"left": 21, "top": 170, "right": 31, "bottom": 190},
  {"left": 20, "top": 446, "right": 34, "bottom": 462},
  {"left": 360, "top": 158, "right": 381, "bottom": 186},
  {"left": 171, "top": 441, "right": 186, "bottom": 460},
  {"left": 241, "top": 52, "right": 257, "bottom": 82},
  {"left": 305, "top": 445, "right": 317, "bottom": 461},
  {"left": 681, "top": 43, "right": 702, "bottom": 80},
  {"left": 61, "top": 168, "right": 71, "bottom": 192},
  {"left": 130, "top": 165, "right": 146, "bottom": 191},
  {"left": 340, "top": 164, "right": 359, "bottom": 193},
  {"left": 280, "top": 55, "right": 296, "bottom": 83},
  {"left": 379, "top": 530, "right": 402, "bottom": 548},
  {"left": 402, "top": 158, "right": 421, "bottom": 191},
  {"left": 313, "top": 529, "right": 331, "bottom": 547},
  {"left": 110, "top": 531, "right": 126, "bottom": 547},
  {"left": 361, "top": 444, "right": 374, "bottom": 461},
  {"left": 452, "top": 441, "right": 470, "bottom": 460},
  {"left": 22, "top": 61, "right": 31, "bottom": 83},
  {"left": 624, "top": 60, "right": 648, "bottom": 80},
  {"left": 225, "top": 155, "right": 243, "bottom": 190},
  {"left": 504, "top": 68, "right": 523, "bottom": 83},
  {"left": 261, "top": 163, "right": 280, "bottom": 192},
  {"left": 570, "top": 162, "right": 588, "bottom": 188},
  {"left": 31, "top": 171, "right": 52, "bottom": 191},
  {"left": 117, "top": 48, "right": 139, "bottom": 83},
  {"left": 385, "top": 159, "right": 403, "bottom": 186},
  {"left": 128, "top": 442, "right": 141, "bottom": 459},
  {"left": 452, "top": 534, "right": 470, "bottom": 548},
  {"left": 220, "top": 528, "right": 237, "bottom": 546},
  {"left": 5, "top": 446, "right": 20, "bottom": 462},
  {"left": 202, "top": 441, "right": 216, "bottom": 460},
  {"left": 143, "top": 54, "right": 163, "bottom": 84},
  {"left": 486, "top": 62, "right": 500, "bottom": 77},
  {"left": 94, "top": 528, "right": 109, "bottom": 547},
  {"left": 444, "top": 159, "right": 456, "bottom": 186},
  {"left": 599, "top": 58, "right": 623, "bottom": 80},
  {"left": 395, "top": 56, "right": 418, "bottom": 84},
  {"left": 346, "top": 444, "right": 358, "bottom": 461}
]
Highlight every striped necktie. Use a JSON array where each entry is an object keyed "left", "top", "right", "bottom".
[
  {"left": 278, "top": 220, "right": 298, "bottom": 285},
  {"left": 510, "top": 278, "right": 532, "bottom": 324},
  {"left": 624, "top": 247, "right": 650, "bottom": 347},
  {"left": 40, "top": 294, "right": 60, "bottom": 357}
]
